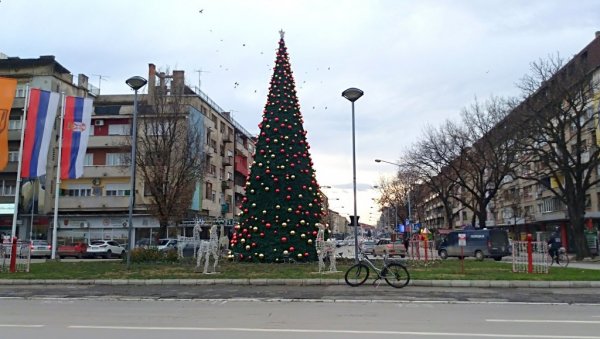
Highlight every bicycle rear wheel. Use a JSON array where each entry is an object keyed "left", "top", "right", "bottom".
[
  {"left": 382, "top": 262, "right": 410, "bottom": 288},
  {"left": 344, "top": 263, "right": 370, "bottom": 287}
]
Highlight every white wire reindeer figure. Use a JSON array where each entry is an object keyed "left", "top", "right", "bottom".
[
  {"left": 191, "top": 218, "right": 205, "bottom": 259},
  {"left": 196, "top": 224, "right": 220, "bottom": 273},
  {"left": 316, "top": 223, "right": 337, "bottom": 273}
]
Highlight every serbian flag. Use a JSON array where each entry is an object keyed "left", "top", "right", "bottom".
[
  {"left": 60, "top": 96, "right": 93, "bottom": 179},
  {"left": 0, "top": 77, "right": 17, "bottom": 171},
  {"left": 21, "top": 88, "right": 60, "bottom": 178}
]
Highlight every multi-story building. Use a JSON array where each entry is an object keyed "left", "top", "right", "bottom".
[
  {"left": 55, "top": 64, "right": 256, "bottom": 243},
  {"left": 1, "top": 57, "right": 256, "bottom": 245},
  {"left": 420, "top": 32, "right": 600, "bottom": 250},
  {"left": 0, "top": 54, "right": 96, "bottom": 240}
]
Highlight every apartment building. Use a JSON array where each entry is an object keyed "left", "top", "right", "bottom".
[
  {"left": 56, "top": 64, "right": 256, "bottom": 243},
  {"left": 0, "top": 54, "right": 96, "bottom": 240},
  {"left": 421, "top": 32, "right": 600, "bottom": 250},
  {"left": 0, "top": 56, "right": 256, "bottom": 244}
]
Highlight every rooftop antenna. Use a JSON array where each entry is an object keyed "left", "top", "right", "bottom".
[
  {"left": 91, "top": 74, "right": 109, "bottom": 91},
  {"left": 195, "top": 68, "right": 210, "bottom": 91}
]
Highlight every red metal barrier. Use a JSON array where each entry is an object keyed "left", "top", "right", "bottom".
[
  {"left": 527, "top": 233, "right": 533, "bottom": 274},
  {"left": 9, "top": 237, "right": 17, "bottom": 273}
]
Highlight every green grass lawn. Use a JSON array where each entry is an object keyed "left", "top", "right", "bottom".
[{"left": 3, "top": 258, "right": 600, "bottom": 281}]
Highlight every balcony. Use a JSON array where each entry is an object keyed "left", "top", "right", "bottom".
[
  {"left": 83, "top": 165, "right": 128, "bottom": 178},
  {"left": 59, "top": 196, "right": 129, "bottom": 210},
  {"left": 87, "top": 135, "right": 129, "bottom": 148}
]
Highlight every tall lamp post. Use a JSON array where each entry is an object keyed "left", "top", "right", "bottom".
[
  {"left": 342, "top": 87, "right": 363, "bottom": 263},
  {"left": 125, "top": 76, "right": 147, "bottom": 269},
  {"left": 375, "top": 159, "right": 411, "bottom": 223}
]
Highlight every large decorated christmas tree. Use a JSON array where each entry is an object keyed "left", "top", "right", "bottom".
[{"left": 230, "top": 31, "right": 325, "bottom": 262}]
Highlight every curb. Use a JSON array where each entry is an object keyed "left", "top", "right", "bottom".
[{"left": 1, "top": 279, "right": 599, "bottom": 288}]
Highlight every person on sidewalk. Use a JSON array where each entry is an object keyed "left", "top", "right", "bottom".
[{"left": 548, "top": 227, "right": 562, "bottom": 264}]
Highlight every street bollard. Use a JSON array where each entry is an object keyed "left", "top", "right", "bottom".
[
  {"left": 9, "top": 237, "right": 17, "bottom": 273},
  {"left": 527, "top": 233, "right": 533, "bottom": 274}
]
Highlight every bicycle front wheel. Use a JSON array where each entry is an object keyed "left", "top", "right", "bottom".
[
  {"left": 382, "top": 262, "right": 410, "bottom": 288},
  {"left": 344, "top": 263, "right": 370, "bottom": 287},
  {"left": 557, "top": 253, "right": 570, "bottom": 267}
]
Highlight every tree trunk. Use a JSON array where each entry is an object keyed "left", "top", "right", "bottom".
[
  {"left": 569, "top": 204, "right": 591, "bottom": 260},
  {"left": 158, "top": 222, "right": 169, "bottom": 240}
]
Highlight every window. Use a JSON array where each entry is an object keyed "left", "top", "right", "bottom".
[
  {"left": 8, "top": 151, "right": 19, "bottom": 162},
  {"left": 1, "top": 180, "right": 16, "bottom": 196},
  {"left": 105, "top": 183, "right": 130, "bottom": 196},
  {"left": 212, "top": 190, "right": 217, "bottom": 202},
  {"left": 220, "top": 121, "right": 225, "bottom": 134},
  {"left": 62, "top": 185, "right": 92, "bottom": 197},
  {"left": 15, "top": 85, "right": 26, "bottom": 98},
  {"left": 205, "top": 182, "right": 212, "bottom": 199},
  {"left": 106, "top": 153, "right": 128, "bottom": 166},
  {"left": 8, "top": 119, "right": 21, "bottom": 130},
  {"left": 84, "top": 153, "right": 93, "bottom": 166},
  {"left": 210, "top": 164, "right": 216, "bottom": 177},
  {"left": 108, "top": 124, "right": 130, "bottom": 136}
]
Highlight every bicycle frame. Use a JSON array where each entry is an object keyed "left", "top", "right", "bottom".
[{"left": 357, "top": 252, "right": 387, "bottom": 281}]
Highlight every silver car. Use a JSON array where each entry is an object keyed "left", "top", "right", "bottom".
[{"left": 19, "top": 240, "right": 52, "bottom": 258}]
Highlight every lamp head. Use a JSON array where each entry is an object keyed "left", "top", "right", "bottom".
[
  {"left": 374, "top": 159, "right": 382, "bottom": 163},
  {"left": 342, "top": 87, "right": 364, "bottom": 102},
  {"left": 126, "top": 76, "right": 148, "bottom": 91}
]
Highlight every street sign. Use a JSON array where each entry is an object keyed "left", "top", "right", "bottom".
[{"left": 458, "top": 233, "right": 467, "bottom": 246}]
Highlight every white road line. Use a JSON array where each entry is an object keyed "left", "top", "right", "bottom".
[
  {"left": 0, "top": 324, "right": 45, "bottom": 328},
  {"left": 487, "top": 319, "right": 600, "bottom": 324},
  {"left": 67, "top": 325, "right": 600, "bottom": 338}
]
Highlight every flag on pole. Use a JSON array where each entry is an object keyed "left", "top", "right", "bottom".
[
  {"left": 21, "top": 88, "right": 60, "bottom": 178},
  {"left": 60, "top": 96, "right": 93, "bottom": 179},
  {"left": 0, "top": 77, "right": 17, "bottom": 171}
]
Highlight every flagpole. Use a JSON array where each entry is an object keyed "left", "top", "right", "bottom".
[
  {"left": 51, "top": 93, "right": 66, "bottom": 260},
  {"left": 11, "top": 84, "right": 30, "bottom": 241}
]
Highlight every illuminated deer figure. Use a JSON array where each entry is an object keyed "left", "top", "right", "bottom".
[
  {"left": 316, "top": 223, "right": 337, "bottom": 273},
  {"left": 196, "top": 224, "right": 219, "bottom": 274}
]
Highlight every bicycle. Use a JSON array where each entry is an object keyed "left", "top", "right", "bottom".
[
  {"left": 548, "top": 247, "right": 569, "bottom": 268},
  {"left": 344, "top": 251, "right": 410, "bottom": 288}
]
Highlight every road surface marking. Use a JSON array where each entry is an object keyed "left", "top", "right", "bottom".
[
  {"left": 488, "top": 319, "right": 600, "bottom": 324},
  {"left": 0, "top": 324, "right": 44, "bottom": 328},
  {"left": 68, "top": 325, "right": 600, "bottom": 338}
]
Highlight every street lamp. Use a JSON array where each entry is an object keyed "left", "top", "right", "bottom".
[
  {"left": 342, "top": 87, "right": 363, "bottom": 263},
  {"left": 374, "top": 159, "right": 411, "bottom": 223},
  {"left": 125, "top": 76, "right": 147, "bottom": 269}
]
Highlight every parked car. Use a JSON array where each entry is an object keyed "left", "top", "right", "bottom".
[
  {"left": 87, "top": 240, "right": 126, "bottom": 259},
  {"left": 437, "top": 229, "right": 510, "bottom": 261},
  {"left": 57, "top": 242, "right": 88, "bottom": 259},
  {"left": 360, "top": 240, "right": 377, "bottom": 255},
  {"left": 157, "top": 238, "right": 179, "bottom": 251},
  {"left": 19, "top": 240, "right": 52, "bottom": 258},
  {"left": 373, "top": 239, "right": 406, "bottom": 258}
]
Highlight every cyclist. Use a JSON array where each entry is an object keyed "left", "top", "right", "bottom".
[{"left": 547, "top": 227, "right": 562, "bottom": 264}]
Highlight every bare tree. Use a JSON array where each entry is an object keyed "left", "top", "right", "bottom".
[
  {"left": 133, "top": 81, "right": 206, "bottom": 239},
  {"left": 421, "top": 97, "right": 518, "bottom": 229},
  {"left": 514, "top": 53, "right": 600, "bottom": 259},
  {"left": 404, "top": 126, "right": 461, "bottom": 229}
]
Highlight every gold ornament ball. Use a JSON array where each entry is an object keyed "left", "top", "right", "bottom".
[
  {"left": 301, "top": 233, "right": 306, "bottom": 238},
  {"left": 307, "top": 239, "right": 313, "bottom": 244},
  {"left": 276, "top": 205, "right": 281, "bottom": 209},
  {"left": 241, "top": 238, "right": 246, "bottom": 243},
  {"left": 282, "top": 222, "right": 287, "bottom": 227},
  {"left": 245, "top": 245, "right": 251, "bottom": 250},
  {"left": 287, "top": 207, "right": 292, "bottom": 212},
  {"left": 264, "top": 187, "right": 270, "bottom": 191},
  {"left": 283, "top": 250, "right": 289, "bottom": 255},
  {"left": 290, "top": 230, "right": 296, "bottom": 236},
  {"left": 259, "top": 253, "right": 265, "bottom": 259},
  {"left": 262, "top": 210, "right": 267, "bottom": 214},
  {"left": 300, "top": 220, "right": 306, "bottom": 225},
  {"left": 298, "top": 194, "right": 303, "bottom": 198},
  {"left": 252, "top": 226, "right": 258, "bottom": 232},
  {"left": 297, "top": 253, "right": 303, "bottom": 259}
]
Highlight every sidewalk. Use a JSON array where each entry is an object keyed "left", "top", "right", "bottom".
[{"left": 1, "top": 278, "right": 599, "bottom": 288}]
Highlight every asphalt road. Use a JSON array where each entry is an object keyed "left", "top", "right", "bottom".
[
  {"left": 1, "top": 298, "right": 599, "bottom": 339},
  {"left": 2, "top": 283, "right": 600, "bottom": 304}
]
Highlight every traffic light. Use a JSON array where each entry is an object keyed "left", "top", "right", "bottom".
[{"left": 349, "top": 215, "right": 360, "bottom": 226}]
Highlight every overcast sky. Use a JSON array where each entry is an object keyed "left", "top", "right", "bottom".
[{"left": 2, "top": 0, "right": 599, "bottom": 226}]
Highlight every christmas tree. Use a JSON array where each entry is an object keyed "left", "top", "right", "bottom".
[{"left": 230, "top": 31, "right": 325, "bottom": 263}]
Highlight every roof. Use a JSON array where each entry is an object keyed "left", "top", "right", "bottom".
[{"left": 0, "top": 55, "right": 70, "bottom": 74}]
